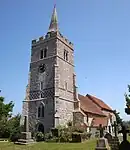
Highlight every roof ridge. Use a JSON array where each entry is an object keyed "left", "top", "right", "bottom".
[{"left": 86, "top": 94, "right": 112, "bottom": 111}]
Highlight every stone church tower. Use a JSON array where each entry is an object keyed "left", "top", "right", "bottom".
[{"left": 22, "top": 5, "right": 78, "bottom": 133}]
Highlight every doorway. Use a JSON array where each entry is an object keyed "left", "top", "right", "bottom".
[{"left": 38, "top": 123, "right": 44, "bottom": 133}]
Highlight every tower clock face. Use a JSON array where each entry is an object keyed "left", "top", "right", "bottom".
[{"left": 39, "top": 64, "right": 45, "bottom": 73}]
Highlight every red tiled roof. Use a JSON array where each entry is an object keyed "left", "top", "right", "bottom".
[
  {"left": 78, "top": 94, "right": 105, "bottom": 116},
  {"left": 92, "top": 117, "right": 108, "bottom": 127},
  {"left": 87, "top": 94, "right": 112, "bottom": 111}
]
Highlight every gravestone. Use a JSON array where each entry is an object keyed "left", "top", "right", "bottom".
[
  {"left": 104, "top": 132, "right": 112, "bottom": 144},
  {"left": 15, "top": 116, "right": 34, "bottom": 145},
  {"left": 95, "top": 124, "right": 110, "bottom": 150},
  {"left": 98, "top": 124, "right": 104, "bottom": 138},
  {"left": 118, "top": 125, "right": 130, "bottom": 150}
]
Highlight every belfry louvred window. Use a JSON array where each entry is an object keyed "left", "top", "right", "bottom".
[
  {"left": 40, "top": 48, "right": 47, "bottom": 59},
  {"left": 40, "top": 50, "right": 43, "bottom": 59},
  {"left": 44, "top": 48, "right": 47, "bottom": 58},
  {"left": 64, "top": 50, "right": 68, "bottom": 61}
]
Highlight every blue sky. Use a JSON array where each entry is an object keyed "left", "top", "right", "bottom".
[{"left": 0, "top": 0, "right": 130, "bottom": 120}]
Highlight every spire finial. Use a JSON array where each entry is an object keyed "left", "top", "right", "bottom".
[
  {"left": 54, "top": 0, "right": 56, "bottom": 7},
  {"left": 48, "top": 4, "right": 58, "bottom": 33}
]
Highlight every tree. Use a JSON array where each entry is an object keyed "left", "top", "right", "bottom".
[
  {"left": 113, "top": 110, "right": 123, "bottom": 125},
  {"left": 125, "top": 85, "right": 130, "bottom": 108},
  {"left": 125, "top": 85, "right": 130, "bottom": 114},
  {"left": 0, "top": 96, "right": 14, "bottom": 138},
  {"left": 8, "top": 114, "right": 21, "bottom": 142},
  {"left": 0, "top": 96, "right": 14, "bottom": 120}
]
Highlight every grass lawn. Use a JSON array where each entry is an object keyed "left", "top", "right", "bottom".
[{"left": 0, "top": 139, "right": 96, "bottom": 150}]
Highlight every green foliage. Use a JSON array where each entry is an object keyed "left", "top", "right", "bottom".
[
  {"left": 72, "top": 132, "right": 91, "bottom": 143},
  {"left": 0, "top": 97, "right": 14, "bottom": 120},
  {"left": 46, "top": 137, "right": 59, "bottom": 143},
  {"left": 113, "top": 110, "right": 123, "bottom": 125},
  {"left": 35, "top": 132, "right": 44, "bottom": 142},
  {"left": 125, "top": 85, "right": 130, "bottom": 107},
  {"left": 0, "top": 117, "right": 10, "bottom": 138},
  {"left": 0, "top": 96, "right": 15, "bottom": 138},
  {"left": 47, "top": 124, "right": 91, "bottom": 143},
  {"left": 71, "top": 125, "right": 85, "bottom": 133},
  {"left": 95, "top": 131, "right": 99, "bottom": 138},
  {"left": 9, "top": 114, "right": 21, "bottom": 142},
  {"left": 44, "top": 132, "right": 53, "bottom": 141},
  {"left": 0, "top": 96, "right": 21, "bottom": 141},
  {"left": 9, "top": 128, "right": 21, "bottom": 142}
]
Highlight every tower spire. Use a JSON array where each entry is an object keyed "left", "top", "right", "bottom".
[{"left": 48, "top": 4, "right": 58, "bottom": 32}]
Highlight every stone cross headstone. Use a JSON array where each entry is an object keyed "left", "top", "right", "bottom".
[
  {"left": 118, "top": 126, "right": 130, "bottom": 150},
  {"left": 16, "top": 115, "right": 34, "bottom": 145},
  {"left": 104, "top": 132, "right": 112, "bottom": 144},
  {"left": 98, "top": 124, "right": 104, "bottom": 138},
  {"left": 23, "top": 116, "right": 29, "bottom": 132},
  {"left": 118, "top": 125, "right": 129, "bottom": 141}
]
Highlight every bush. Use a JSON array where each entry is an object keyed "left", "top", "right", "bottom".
[
  {"left": 51, "top": 128, "right": 59, "bottom": 137},
  {"left": 71, "top": 126, "right": 85, "bottom": 133},
  {"left": 35, "top": 132, "right": 44, "bottom": 142},
  {"left": 46, "top": 136, "right": 59, "bottom": 143},
  {"left": 95, "top": 131, "right": 99, "bottom": 138},
  {"left": 71, "top": 131, "right": 91, "bottom": 143},
  {"left": 81, "top": 132, "right": 91, "bottom": 140},
  {"left": 9, "top": 128, "right": 21, "bottom": 142},
  {"left": 72, "top": 132, "right": 82, "bottom": 142},
  {"left": 44, "top": 132, "right": 53, "bottom": 141}
]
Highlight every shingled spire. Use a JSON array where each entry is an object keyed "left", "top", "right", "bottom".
[{"left": 48, "top": 5, "right": 58, "bottom": 32}]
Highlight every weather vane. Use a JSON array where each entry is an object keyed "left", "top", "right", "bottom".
[{"left": 54, "top": 0, "right": 56, "bottom": 7}]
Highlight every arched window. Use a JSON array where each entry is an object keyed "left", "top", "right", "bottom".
[{"left": 38, "top": 103, "right": 44, "bottom": 118}]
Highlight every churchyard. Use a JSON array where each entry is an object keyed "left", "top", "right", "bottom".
[
  {"left": 0, "top": 139, "right": 96, "bottom": 150},
  {"left": 1, "top": 86, "right": 130, "bottom": 150},
  {"left": 0, "top": 137, "right": 130, "bottom": 150}
]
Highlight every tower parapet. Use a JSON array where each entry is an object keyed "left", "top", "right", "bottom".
[{"left": 31, "top": 31, "right": 73, "bottom": 49}]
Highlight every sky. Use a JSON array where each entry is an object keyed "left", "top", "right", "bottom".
[{"left": 0, "top": 0, "right": 130, "bottom": 120}]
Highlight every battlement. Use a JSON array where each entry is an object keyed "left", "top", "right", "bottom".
[
  {"left": 31, "top": 36, "right": 44, "bottom": 45},
  {"left": 57, "top": 32, "right": 73, "bottom": 47},
  {"left": 31, "top": 32, "right": 73, "bottom": 48}
]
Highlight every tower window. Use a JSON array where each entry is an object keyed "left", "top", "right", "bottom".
[
  {"left": 38, "top": 103, "right": 44, "bottom": 118},
  {"left": 44, "top": 48, "right": 47, "bottom": 58},
  {"left": 64, "top": 50, "right": 68, "bottom": 61},
  {"left": 66, "top": 52, "right": 68, "bottom": 61},
  {"left": 40, "top": 50, "right": 43, "bottom": 59},
  {"left": 40, "top": 82, "right": 43, "bottom": 90},
  {"left": 64, "top": 50, "right": 66, "bottom": 60},
  {"left": 40, "top": 48, "right": 47, "bottom": 59}
]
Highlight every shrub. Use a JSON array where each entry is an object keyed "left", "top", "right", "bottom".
[
  {"left": 51, "top": 128, "right": 59, "bottom": 137},
  {"left": 71, "top": 131, "right": 91, "bottom": 143},
  {"left": 72, "top": 132, "right": 82, "bottom": 142},
  {"left": 81, "top": 132, "right": 92, "bottom": 140},
  {"left": 46, "top": 136, "right": 59, "bottom": 143},
  {"left": 71, "top": 126, "right": 85, "bottom": 133},
  {"left": 9, "top": 128, "right": 21, "bottom": 142},
  {"left": 44, "top": 132, "right": 52, "bottom": 141},
  {"left": 95, "top": 131, "right": 99, "bottom": 138},
  {"left": 35, "top": 132, "right": 44, "bottom": 142}
]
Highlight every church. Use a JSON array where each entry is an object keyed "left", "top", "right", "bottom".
[{"left": 21, "top": 5, "right": 116, "bottom": 135}]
